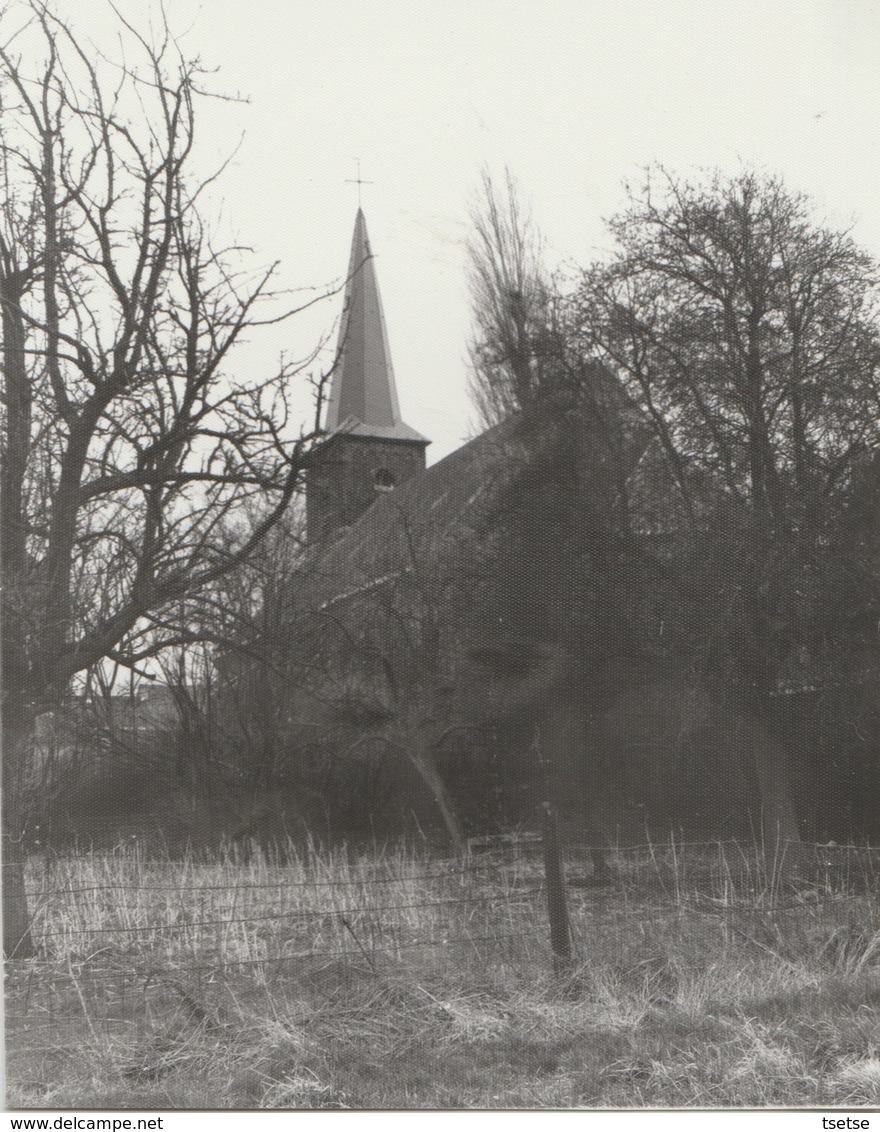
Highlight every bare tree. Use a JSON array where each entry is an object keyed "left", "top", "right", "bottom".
[
  {"left": 0, "top": 3, "right": 329, "bottom": 956},
  {"left": 466, "top": 170, "right": 566, "bottom": 425},
  {"left": 571, "top": 167, "right": 880, "bottom": 849}
]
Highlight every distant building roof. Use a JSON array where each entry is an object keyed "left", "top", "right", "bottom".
[{"left": 325, "top": 209, "right": 428, "bottom": 445}]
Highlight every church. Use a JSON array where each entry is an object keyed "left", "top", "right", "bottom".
[{"left": 256, "top": 208, "right": 761, "bottom": 852}]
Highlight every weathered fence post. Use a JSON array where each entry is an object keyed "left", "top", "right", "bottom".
[{"left": 541, "top": 801, "right": 573, "bottom": 973}]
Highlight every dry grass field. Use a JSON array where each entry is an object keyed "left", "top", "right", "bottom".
[{"left": 7, "top": 837, "right": 880, "bottom": 1109}]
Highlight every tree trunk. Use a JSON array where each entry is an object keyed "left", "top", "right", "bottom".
[
  {"left": 735, "top": 567, "right": 803, "bottom": 870},
  {"left": 536, "top": 699, "right": 614, "bottom": 876},
  {"left": 405, "top": 731, "right": 465, "bottom": 856},
  {"left": 1, "top": 229, "right": 38, "bottom": 957},
  {"left": 2, "top": 699, "right": 37, "bottom": 958},
  {"left": 3, "top": 834, "right": 35, "bottom": 959},
  {"left": 747, "top": 715, "right": 802, "bottom": 852},
  {"left": 726, "top": 687, "right": 805, "bottom": 880}
]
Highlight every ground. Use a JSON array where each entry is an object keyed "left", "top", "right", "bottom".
[{"left": 7, "top": 839, "right": 880, "bottom": 1109}]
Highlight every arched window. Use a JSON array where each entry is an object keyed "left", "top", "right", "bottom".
[{"left": 374, "top": 467, "right": 396, "bottom": 492}]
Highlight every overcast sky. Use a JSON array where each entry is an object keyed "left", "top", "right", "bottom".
[{"left": 66, "top": 0, "right": 880, "bottom": 461}]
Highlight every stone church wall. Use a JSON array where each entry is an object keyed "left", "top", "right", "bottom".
[{"left": 306, "top": 434, "right": 426, "bottom": 542}]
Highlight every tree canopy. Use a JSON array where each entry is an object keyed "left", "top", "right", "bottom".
[
  {"left": 571, "top": 168, "right": 880, "bottom": 528},
  {"left": 566, "top": 168, "right": 880, "bottom": 847}
]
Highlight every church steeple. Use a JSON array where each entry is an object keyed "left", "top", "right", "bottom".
[
  {"left": 307, "top": 210, "right": 429, "bottom": 543},
  {"left": 325, "top": 209, "right": 426, "bottom": 442}
]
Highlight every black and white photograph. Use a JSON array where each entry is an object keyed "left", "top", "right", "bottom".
[{"left": 3, "top": 0, "right": 880, "bottom": 1115}]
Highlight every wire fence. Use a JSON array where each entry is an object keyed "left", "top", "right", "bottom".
[{"left": 6, "top": 834, "right": 880, "bottom": 1058}]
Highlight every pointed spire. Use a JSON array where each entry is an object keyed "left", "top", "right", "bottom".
[{"left": 325, "top": 210, "right": 426, "bottom": 443}]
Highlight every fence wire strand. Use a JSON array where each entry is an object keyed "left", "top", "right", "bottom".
[{"left": 8, "top": 838, "right": 880, "bottom": 1046}]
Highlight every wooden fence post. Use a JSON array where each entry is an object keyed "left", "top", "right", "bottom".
[{"left": 541, "top": 801, "right": 573, "bottom": 973}]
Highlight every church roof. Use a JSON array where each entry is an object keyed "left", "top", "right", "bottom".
[
  {"left": 296, "top": 409, "right": 547, "bottom": 608},
  {"left": 325, "top": 209, "right": 428, "bottom": 445},
  {"left": 292, "top": 376, "right": 652, "bottom": 620}
]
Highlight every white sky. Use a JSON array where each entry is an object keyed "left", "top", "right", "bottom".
[{"left": 58, "top": 0, "right": 880, "bottom": 461}]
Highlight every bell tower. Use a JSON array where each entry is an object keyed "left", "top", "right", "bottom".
[{"left": 306, "top": 209, "right": 429, "bottom": 543}]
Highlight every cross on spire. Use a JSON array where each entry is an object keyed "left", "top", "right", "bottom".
[{"left": 345, "top": 159, "right": 373, "bottom": 208}]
